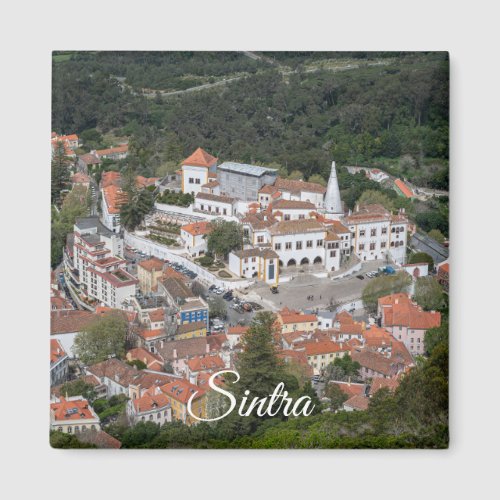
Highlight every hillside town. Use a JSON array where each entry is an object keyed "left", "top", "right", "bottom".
[{"left": 50, "top": 134, "right": 449, "bottom": 448}]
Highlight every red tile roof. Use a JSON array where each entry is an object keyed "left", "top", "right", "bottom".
[
  {"left": 181, "top": 220, "right": 212, "bottom": 236},
  {"left": 182, "top": 147, "right": 217, "bottom": 168},
  {"left": 302, "top": 340, "right": 348, "bottom": 356},
  {"left": 369, "top": 377, "right": 400, "bottom": 395},
  {"left": 330, "top": 381, "right": 365, "bottom": 397},
  {"left": 96, "top": 144, "right": 128, "bottom": 156},
  {"left": 439, "top": 263, "right": 449, "bottom": 273},
  {"left": 279, "top": 308, "right": 317, "bottom": 325},
  {"left": 77, "top": 430, "right": 121, "bottom": 449},
  {"left": 127, "top": 347, "right": 164, "bottom": 370},
  {"left": 379, "top": 293, "right": 441, "bottom": 330},
  {"left": 51, "top": 397, "right": 97, "bottom": 422},
  {"left": 187, "top": 354, "right": 225, "bottom": 372},
  {"left": 274, "top": 177, "right": 326, "bottom": 194},
  {"left": 51, "top": 310, "right": 96, "bottom": 335},
  {"left": 344, "top": 394, "right": 370, "bottom": 410},
  {"left": 101, "top": 171, "right": 122, "bottom": 188},
  {"left": 102, "top": 185, "right": 126, "bottom": 214},
  {"left": 336, "top": 310, "right": 354, "bottom": 324},
  {"left": 339, "top": 322, "right": 364, "bottom": 335},
  {"left": 161, "top": 379, "right": 205, "bottom": 404},
  {"left": 50, "top": 339, "right": 67, "bottom": 364},
  {"left": 138, "top": 257, "right": 165, "bottom": 273},
  {"left": 139, "top": 329, "right": 166, "bottom": 340},
  {"left": 227, "top": 325, "right": 249, "bottom": 336},
  {"left": 148, "top": 309, "right": 165, "bottom": 323},
  {"left": 133, "top": 391, "right": 170, "bottom": 413},
  {"left": 272, "top": 199, "right": 316, "bottom": 210},
  {"left": 136, "top": 176, "right": 159, "bottom": 188},
  {"left": 394, "top": 178, "right": 414, "bottom": 198}
]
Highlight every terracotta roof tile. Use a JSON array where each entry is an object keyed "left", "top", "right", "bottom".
[
  {"left": 274, "top": 177, "right": 326, "bottom": 194},
  {"left": 181, "top": 220, "right": 212, "bottom": 236},
  {"left": 138, "top": 257, "right": 165, "bottom": 273},
  {"left": 195, "top": 192, "right": 235, "bottom": 204},
  {"left": 182, "top": 147, "right": 217, "bottom": 168}
]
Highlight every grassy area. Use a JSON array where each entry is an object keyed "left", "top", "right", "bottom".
[
  {"left": 52, "top": 53, "right": 73, "bottom": 63},
  {"left": 149, "top": 233, "right": 179, "bottom": 246}
]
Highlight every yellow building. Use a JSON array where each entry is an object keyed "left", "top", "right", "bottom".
[
  {"left": 137, "top": 257, "right": 165, "bottom": 294},
  {"left": 174, "top": 321, "right": 207, "bottom": 340},
  {"left": 160, "top": 379, "right": 207, "bottom": 425},
  {"left": 302, "top": 340, "right": 350, "bottom": 375},
  {"left": 277, "top": 307, "right": 318, "bottom": 334}
]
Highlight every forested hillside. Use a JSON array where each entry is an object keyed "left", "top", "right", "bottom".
[{"left": 52, "top": 51, "right": 448, "bottom": 187}]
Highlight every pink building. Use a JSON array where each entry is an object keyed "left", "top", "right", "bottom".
[{"left": 378, "top": 293, "right": 441, "bottom": 355}]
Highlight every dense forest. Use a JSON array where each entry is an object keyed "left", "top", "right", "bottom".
[{"left": 52, "top": 51, "right": 449, "bottom": 190}]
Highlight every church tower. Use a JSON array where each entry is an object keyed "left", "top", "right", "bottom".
[{"left": 324, "top": 160, "right": 343, "bottom": 219}]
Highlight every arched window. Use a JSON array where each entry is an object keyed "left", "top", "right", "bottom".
[
  {"left": 300, "top": 257, "right": 309, "bottom": 266},
  {"left": 149, "top": 415, "right": 154, "bottom": 421},
  {"left": 67, "top": 426, "right": 72, "bottom": 434},
  {"left": 91, "top": 425, "right": 96, "bottom": 431},
  {"left": 82, "top": 426, "right": 87, "bottom": 432},
  {"left": 74, "top": 426, "right": 80, "bottom": 433},
  {"left": 57, "top": 427, "right": 63, "bottom": 432},
  {"left": 313, "top": 256, "right": 322, "bottom": 264},
  {"left": 287, "top": 259, "right": 296, "bottom": 267}
]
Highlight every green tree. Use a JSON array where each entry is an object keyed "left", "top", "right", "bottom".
[
  {"left": 409, "top": 251, "right": 434, "bottom": 270},
  {"left": 236, "top": 311, "right": 284, "bottom": 403},
  {"left": 208, "top": 296, "right": 228, "bottom": 319},
  {"left": 50, "top": 431, "right": 97, "bottom": 449},
  {"left": 362, "top": 273, "right": 412, "bottom": 313},
  {"left": 74, "top": 312, "right": 128, "bottom": 365},
  {"left": 59, "top": 379, "right": 97, "bottom": 402},
  {"left": 424, "top": 319, "right": 448, "bottom": 356},
  {"left": 325, "top": 354, "right": 361, "bottom": 381},
  {"left": 308, "top": 173, "right": 327, "bottom": 186},
  {"left": 80, "top": 128, "right": 103, "bottom": 149},
  {"left": 51, "top": 185, "right": 90, "bottom": 267},
  {"left": 206, "top": 219, "right": 243, "bottom": 260},
  {"left": 356, "top": 189, "right": 394, "bottom": 211},
  {"left": 428, "top": 229, "right": 445, "bottom": 244},
  {"left": 414, "top": 276, "right": 444, "bottom": 311},
  {"left": 126, "top": 359, "right": 147, "bottom": 370},
  {"left": 121, "top": 421, "right": 161, "bottom": 448},
  {"left": 324, "top": 383, "right": 348, "bottom": 410},
  {"left": 288, "top": 170, "right": 304, "bottom": 180},
  {"left": 51, "top": 141, "right": 71, "bottom": 206},
  {"left": 120, "top": 185, "right": 154, "bottom": 231}
]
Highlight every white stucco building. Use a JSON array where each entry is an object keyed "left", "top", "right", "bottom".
[
  {"left": 180, "top": 220, "right": 212, "bottom": 257},
  {"left": 271, "top": 199, "right": 316, "bottom": 221},
  {"left": 269, "top": 218, "right": 328, "bottom": 269},
  {"left": 194, "top": 192, "right": 236, "bottom": 217},
  {"left": 344, "top": 204, "right": 408, "bottom": 264},
  {"left": 70, "top": 217, "right": 136, "bottom": 308},
  {"left": 181, "top": 148, "right": 218, "bottom": 196},
  {"left": 228, "top": 247, "right": 279, "bottom": 284}
]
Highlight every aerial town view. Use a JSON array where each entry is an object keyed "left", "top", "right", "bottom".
[{"left": 50, "top": 51, "right": 449, "bottom": 448}]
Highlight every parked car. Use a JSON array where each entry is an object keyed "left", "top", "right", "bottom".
[
  {"left": 208, "top": 285, "right": 216, "bottom": 292},
  {"left": 356, "top": 275, "right": 365, "bottom": 280}
]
